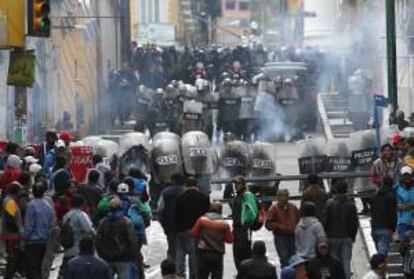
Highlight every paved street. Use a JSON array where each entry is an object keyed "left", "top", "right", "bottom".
[{"left": 96, "top": 142, "right": 367, "bottom": 279}]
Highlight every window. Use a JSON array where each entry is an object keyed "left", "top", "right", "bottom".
[
  {"left": 239, "top": 1, "right": 249, "bottom": 11},
  {"left": 225, "top": 0, "right": 236, "bottom": 10}
]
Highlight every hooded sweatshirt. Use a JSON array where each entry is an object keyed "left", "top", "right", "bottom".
[
  {"left": 307, "top": 244, "right": 346, "bottom": 279},
  {"left": 295, "top": 216, "right": 326, "bottom": 259}
]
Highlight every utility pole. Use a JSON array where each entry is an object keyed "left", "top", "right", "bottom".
[
  {"left": 119, "top": 0, "right": 131, "bottom": 65},
  {"left": 385, "top": 0, "right": 398, "bottom": 121}
]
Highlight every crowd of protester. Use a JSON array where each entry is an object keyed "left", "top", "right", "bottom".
[{"left": 3, "top": 128, "right": 414, "bottom": 279}]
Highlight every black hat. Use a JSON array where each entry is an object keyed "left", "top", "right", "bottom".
[
  {"left": 252, "top": 241, "right": 266, "bottom": 256},
  {"left": 301, "top": 202, "right": 316, "bottom": 217}
]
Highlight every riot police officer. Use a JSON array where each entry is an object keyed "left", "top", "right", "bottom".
[{"left": 218, "top": 78, "right": 241, "bottom": 136}]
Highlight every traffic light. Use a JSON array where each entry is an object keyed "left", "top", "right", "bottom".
[{"left": 27, "top": 0, "right": 51, "bottom": 37}]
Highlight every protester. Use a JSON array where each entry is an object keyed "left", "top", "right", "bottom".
[
  {"left": 59, "top": 194, "right": 95, "bottom": 277},
  {"left": 78, "top": 169, "right": 104, "bottom": 225},
  {"left": 52, "top": 155, "right": 72, "bottom": 196},
  {"left": 23, "top": 182, "right": 56, "bottom": 279},
  {"left": 295, "top": 201, "right": 326, "bottom": 259},
  {"left": 0, "top": 142, "right": 20, "bottom": 170},
  {"left": 239, "top": 241, "right": 277, "bottom": 279},
  {"left": 96, "top": 197, "right": 139, "bottom": 278},
  {"left": 231, "top": 175, "right": 260, "bottom": 274},
  {"left": 288, "top": 255, "right": 308, "bottom": 279},
  {"left": 54, "top": 180, "right": 79, "bottom": 224},
  {"left": 17, "top": 171, "right": 33, "bottom": 219},
  {"left": 89, "top": 154, "right": 110, "bottom": 189},
  {"left": 301, "top": 174, "right": 328, "bottom": 222},
  {"left": 265, "top": 189, "right": 300, "bottom": 267},
  {"left": 280, "top": 266, "right": 295, "bottom": 279},
  {"left": 191, "top": 203, "right": 233, "bottom": 279},
  {"left": 175, "top": 177, "right": 210, "bottom": 279},
  {"left": 306, "top": 237, "right": 346, "bottom": 279},
  {"left": 404, "top": 138, "right": 414, "bottom": 169},
  {"left": 396, "top": 166, "right": 414, "bottom": 239},
  {"left": 64, "top": 236, "right": 111, "bottom": 279},
  {"left": 161, "top": 259, "right": 180, "bottom": 279},
  {"left": 158, "top": 173, "right": 185, "bottom": 262},
  {"left": 1, "top": 182, "right": 24, "bottom": 278},
  {"left": 0, "top": 154, "right": 22, "bottom": 191},
  {"left": 363, "top": 254, "right": 387, "bottom": 279},
  {"left": 324, "top": 181, "right": 358, "bottom": 279},
  {"left": 372, "top": 143, "right": 403, "bottom": 188},
  {"left": 370, "top": 177, "right": 397, "bottom": 255},
  {"left": 39, "top": 130, "right": 58, "bottom": 167}
]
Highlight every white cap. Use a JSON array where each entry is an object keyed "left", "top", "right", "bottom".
[
  {"left": 56, "top": 139, "right": 65, "bottom": 148},
  {"left": 117, "top": 183, "right": 129, "bottom": 194},
  {"left": 24, "top": 156, "right": 38, "bottom": 164},
  {"left": 7, "top": 155, "right": 22, "bottom": 168},
  {"left": 401, "top": 166, "right": 413, "bottom": 175}
]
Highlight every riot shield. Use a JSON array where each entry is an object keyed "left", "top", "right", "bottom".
[
  {"left": 152, "top": 136, "right": 184, "bottom": 184},
  {"left": 182, "top": 131, "right": 214, "bottom": 176},
  {"left": 118, "top": 132, "right": 151, "bottom": 176}
]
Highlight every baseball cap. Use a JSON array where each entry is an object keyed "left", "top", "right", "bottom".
[
  {"left": 24, "top": 156, "right": 39, "bottom": 164},
  {"left": 7, "top": 155, "right": 22, "bottom": 168},
  {"left": 60, "top": 131, "right": 73, "bottom": 142},
  {"left": 391, "top": 133, "right": 403, "bottom": 145},
  {"left": 288, "top": 255, "right": 306, "bottom": 268},
  {"left": 56, "top": 139, "right": 66, "bottom": 148},
  {"left": 117, "top": 183, "right": 129, "bottom": 194},
  {"left": 401, "top": 166, "right": 413, "bottom": 175}
]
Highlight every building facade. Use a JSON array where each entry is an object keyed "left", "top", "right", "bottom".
[{"left": 12, "top": 0, "right": 121, "bottom": 143}]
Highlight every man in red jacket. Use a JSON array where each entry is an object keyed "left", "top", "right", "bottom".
[
  {"left": 265, "top": 189, "right": 300, "bottom": 267},
  {"left": 191, "top": 203, "right": 233, "bottom": 279}
]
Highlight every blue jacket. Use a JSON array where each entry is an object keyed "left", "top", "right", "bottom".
[
  {"left": 23, "top": 198, "right": 55, "bottom": 243},
  {"left": 396, "top": 183, "right": 414, "bottom": 226}
]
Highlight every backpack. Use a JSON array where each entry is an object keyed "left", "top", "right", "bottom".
[
  {"left": 59, "top": 215, "right": 76, "bottom": 249},
  {"left": 128, "top": 201, "right": 151, "bottom": 228},
  {"left": 241, "top": 191, "right": 259, "bottom": 229},
  {"left": 250, "top": 202, "right": 265, "bottom": 231},
  {"left": 96, "top": 217, "right": 131, "bottom": 261}
]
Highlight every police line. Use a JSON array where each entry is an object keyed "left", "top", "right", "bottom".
[{"left": 210, "top": 171, "right": 371, "bottom": 184}]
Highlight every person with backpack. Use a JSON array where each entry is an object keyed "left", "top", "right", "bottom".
[
  {"left": 96, "top": 197, "right": 139, "bottom": 279},
  {"left": 265, "top": 189, "right": 300, "bottom": 267},
  {"left": 231, "top": 175, "right": 260, "bottom": 274},
  {"left": 23, "top": 182, "right": 56, "bottom": 279},
  {"left": 65, "top": 236, "right": 111, "bottom": 279},
  {"left": 59, "top": 194, "right": 95, "bottom": 277},
  {"left": 191, "top": 203, "right": 233, "bottom": 279},
  {"left": 129, "top": 168, "right": 150, "bottom": 203},
  {"left": 1, "top": 182, "right": 25, "bottom": 279},
  {"left": 175, "top": 177, "right": 210, "bottom": 279}
]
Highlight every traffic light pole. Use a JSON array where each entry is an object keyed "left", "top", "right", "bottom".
[{"left": 386, "top": 0, "right": 398, "bottom": 121}]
